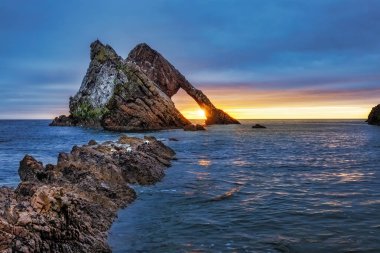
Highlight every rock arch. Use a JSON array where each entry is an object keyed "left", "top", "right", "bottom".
[
  {"left": 127, "top": 43, "right": 240, "bottom": 125},
  {"left": 50, "top": 41, "right": 239, "bottom": 131}
]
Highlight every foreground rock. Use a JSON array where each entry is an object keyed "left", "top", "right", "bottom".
[
  {"left": 367, "top": 104, "right": 380, "bottom": 125},
  {"left": 51, "top": 40, "right": 239, "bottom": 130},
  {"left": 0, "top": 136, "right": 175, "bottom": 252}
]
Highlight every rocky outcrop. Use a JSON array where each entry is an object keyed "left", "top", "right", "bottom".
[
  {"left": 101, "top": 62, "right": 190, "bottom": 131},
  {"left": 367, "top": 104, "right": 380, "bottom": 125},
  {"left": 0, "top": 136, "right": 175, "bottom": 252},
  {"left": 49, "top": 115, "right": 77, "bottom": 127},
  {"left": 127, "top": 43, "right": 240, "bottom": 125},
  {"left": 50, "top": 40, "right": 239, "bottom": 131},
  {"left": 50, "top": 40, "right": 190, "bottom": 130}
]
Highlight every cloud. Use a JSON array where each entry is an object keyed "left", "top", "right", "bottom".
[{"left": 0, "top": 0, "right": 379, "bottom": 118}]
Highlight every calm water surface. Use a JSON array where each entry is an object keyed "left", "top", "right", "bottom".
[{"left": 0, "top": 120, "right": 379, "bottom": 253}]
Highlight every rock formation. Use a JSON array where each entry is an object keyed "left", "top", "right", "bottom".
[
  {"left": 0, "top": 136, "right": 175, "bottom": 252},
  {"left": 51, "top": 40, "right": 190, "bottom": 131},
  {"left": 127, "top": 43, "right": 240, "bottom": 125},
  {"left": 367, "top": 104, "right": 380, "bottom": 125},
  {"left": 50, "top": 40, "right": 239, "bottom": 130}
]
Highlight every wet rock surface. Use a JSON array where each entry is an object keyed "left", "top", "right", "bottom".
[
  {"left": 51, "top": 40, "right": 239, "bottom": 131},
  {"left": 0, "top": 136, "right": 175, "bottom": 252},
  {"left": 367, "top": 104, "right": 380, "bottom": 125}
]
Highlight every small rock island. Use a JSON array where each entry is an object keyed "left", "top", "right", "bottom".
[
  {"left": 0, "top": 136, "right": 175, "bottom": 252},
  {"left": 367, "top": 104, "right": 380, "bottom": 125},
  {"left": 50, "top": 40, "right": 239, "bottom": 131}
]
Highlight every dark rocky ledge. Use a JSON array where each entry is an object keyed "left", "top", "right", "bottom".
[
  {"left": 367, "top": 104, "right": 380, "bottom": 125},
  {"left": 0, "top": 136, "right": 175, "bottom": 252}
]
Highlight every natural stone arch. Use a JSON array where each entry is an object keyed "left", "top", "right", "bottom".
[
  {"left": 51, "top": 40, "right": 239, "bottom": 130},
  {"left": 127, "top": 43, "right": 240, "bottom": 125}
]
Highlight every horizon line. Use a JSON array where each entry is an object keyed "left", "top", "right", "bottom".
[{"left": 0, "top": 118, "right": 367, "bottom": 121}]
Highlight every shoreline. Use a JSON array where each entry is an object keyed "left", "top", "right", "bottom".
[{"left": 0, "top": 135, "right": 175, "bottom": 252}]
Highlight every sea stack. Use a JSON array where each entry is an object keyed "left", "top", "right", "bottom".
[
  {"left": 50, "top": 40, "right": 239, "bottom": 131},
  {"left": 367, "top": 104, "right": 380, "bottom": 125}
]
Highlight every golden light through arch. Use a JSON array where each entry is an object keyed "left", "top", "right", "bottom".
[
  {"left": 172, "top": 85, "right": 375, "bottom": 119},
  {"left": 196, "top": 109, "right": 206, "bottom": 119}
]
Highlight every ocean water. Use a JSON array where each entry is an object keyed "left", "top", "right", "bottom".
[{"left": 0, "top": 120, "right": 379, "bottom": 253}]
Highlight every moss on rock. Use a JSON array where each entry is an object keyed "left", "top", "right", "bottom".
[{"left": 71, "top": 101, "right": 109, "bottom": 121}]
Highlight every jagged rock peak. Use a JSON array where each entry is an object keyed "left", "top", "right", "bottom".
[
  {"left": 90, "top": 39, "right": 122, "bottom": 62},
  {"left": 129, "top": 43, "right": 161, "bottom": 59},
  {"left": 130, "top": 42, "right": 155, "bottom": 54},
  {"left": 128, "top": 43, "right": 161, "bottom": 63},
  {"left": 127, "top": 43, "right": 181, "bottom": 97}
]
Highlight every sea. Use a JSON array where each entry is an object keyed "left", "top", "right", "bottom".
[{"left": 0, "top": 119, "right": 379, "bottom": 253}]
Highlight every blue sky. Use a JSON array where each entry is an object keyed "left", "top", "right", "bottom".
[{"left": 1, "top": 0, "right": 380, "bottom": 118}]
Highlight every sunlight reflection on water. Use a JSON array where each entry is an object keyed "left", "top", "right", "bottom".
[{"left": 198, "top": 159, "right": 212, "bottom": 167}]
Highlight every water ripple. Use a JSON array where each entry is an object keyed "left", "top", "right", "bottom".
[{"left": 1, "top": 120, "right": 380, "bottom": 252}]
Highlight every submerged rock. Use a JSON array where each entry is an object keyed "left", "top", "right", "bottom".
[
  {"left": 367, "top": 104, "right": 380, "bottom": 125},
  {"left": 183, "top": 124, "right": 206, "bottom": 131},
  {"left": 0, "top": 136, "right": 175, "bottom": 252},
  {"left": 252, "top": 124, "right": 266, "bottom": 129},
  {"left": 51, "top": 40, "right": 239, "bottom": 131}
]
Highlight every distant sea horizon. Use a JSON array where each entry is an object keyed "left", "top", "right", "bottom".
[{"left": 0, "top": 118, "right": 368, "bottom": 120}]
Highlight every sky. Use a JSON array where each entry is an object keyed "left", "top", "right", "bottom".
[{"left": 0, "top": 0, "right": 379, "bottom": 119}]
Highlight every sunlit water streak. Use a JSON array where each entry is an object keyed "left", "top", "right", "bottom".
[{"left": 0, "top": 120, "right": 379, "bottom": 252}]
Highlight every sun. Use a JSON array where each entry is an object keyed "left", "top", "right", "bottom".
[{"left": 196, "top": 109, "right": 206, "bottom": 119}]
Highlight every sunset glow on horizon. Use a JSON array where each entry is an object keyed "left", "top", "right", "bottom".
[{"left": 172, "top": 87, "right": 375, "bottom": 119}]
